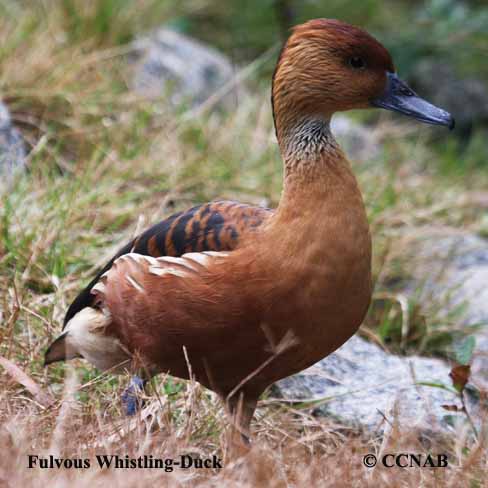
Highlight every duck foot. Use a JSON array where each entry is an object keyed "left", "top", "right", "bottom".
[{"left": 121, "top": 376, "right": 147, "bottom": 416}]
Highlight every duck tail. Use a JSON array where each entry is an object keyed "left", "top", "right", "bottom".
[
  {"left": 44, "top": 330, "right": 77, "bottom": 366},
  {"left": 44, "top": 307, "right": 110, "bottom": 366}
]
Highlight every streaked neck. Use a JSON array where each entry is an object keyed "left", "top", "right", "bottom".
[
  {"left": 275, "top": 115, "right": 361, "bottom": 219},
  {"left": 280, "top": 116, "right": 335, "bottom": 161},
  {"left": 279, "top": 116, "right": 347, "bottom": 182}
]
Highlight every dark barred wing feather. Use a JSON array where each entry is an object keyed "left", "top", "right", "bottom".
[{"left": 64, "top": 201, "right": 271, "bottom": 327}]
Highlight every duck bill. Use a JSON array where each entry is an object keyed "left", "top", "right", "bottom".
[{"left": 371, "top": 72, "right": 455, "bottom": 130}]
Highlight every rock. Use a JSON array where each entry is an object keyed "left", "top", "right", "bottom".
[
  {"left": 400, "top": 230, "right": 488, "bottom": 390},
  {"left": 274, "top": 335, "right": 475, "bottom": 434},
  {"left": 130, "top": 28, "right": 238, "bottom": 109},
  {"left": 0, "top": 101, "right": 26, "bottom": 185},
  {"left": 410, "top": 61, "right": 488, "bottom": 136},
  {"left": 331, "top": 115, "right": 380, "bottom": 161}
]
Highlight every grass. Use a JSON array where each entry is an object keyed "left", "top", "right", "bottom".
[{"left": 1, "top": 1, "right": 488, "bottom": 486}]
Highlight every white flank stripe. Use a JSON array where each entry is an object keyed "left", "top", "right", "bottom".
[
  {"left": 184, "top": 253, "right": 210, "bottom": 266},
  {"left": 126, "top": 275, "right": 145, "bottom": 293},
  {"left": 92, "top": 281, "right": 106, "bottom": 295},
  {"left": 148, "top": 266, "right": 188, "bottom": 278}
]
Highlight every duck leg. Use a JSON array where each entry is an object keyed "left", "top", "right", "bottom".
[
  {"left": 121, "top": 375, "right": 148, "bottom": 416},
  {"left": 224, "top": 391, "right": 259, "bottom": 447}
]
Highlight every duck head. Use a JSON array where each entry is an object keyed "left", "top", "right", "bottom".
[{"left": 272, "top": 19, "right": 454, "bottom": 141}]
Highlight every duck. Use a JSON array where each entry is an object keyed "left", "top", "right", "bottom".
[{"left": 45, "top": 19, "right": 453, "bottom": 442}]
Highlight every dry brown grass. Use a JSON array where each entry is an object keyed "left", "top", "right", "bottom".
[{"left": 1, "top": 365, "right": 487, "bottom": 487}]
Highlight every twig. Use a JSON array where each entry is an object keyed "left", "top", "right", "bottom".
[{"left": 460, "top": 389, "right": 479, "bottom": 441}]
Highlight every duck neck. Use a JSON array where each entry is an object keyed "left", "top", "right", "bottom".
[
  {"left": 275, "top": 115, "right": 362, "bottom": 221},
  {"left": 279, "top": 116, "right": 337, "bottom": 165}
]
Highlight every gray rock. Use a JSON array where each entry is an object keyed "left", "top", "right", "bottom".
[
  {"left": 331, "top": 115, "right": 380, "bottom": 161},
  {"left": 275, "top": 335, "right": 472, "bottom": 434},
  {"left": 0, "top": 101, "right": 26, "bottom": 184},
  {"left": 400, "top": 231, "right": 488, "bottom": 389},
  {"left": 130, "top": 28, "right": 237, "bottom": 108}
]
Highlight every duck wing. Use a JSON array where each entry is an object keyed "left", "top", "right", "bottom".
[
  {"left": 89, "top": 249, "right": 268, "bottom": 391},
  {"left": 63, "top": 201, "right": 271, "bottom": 328}
]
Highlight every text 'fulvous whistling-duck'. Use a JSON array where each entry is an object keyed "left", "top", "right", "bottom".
[{"left": 45, "top": 19, "right": 454, "bottom": 443}]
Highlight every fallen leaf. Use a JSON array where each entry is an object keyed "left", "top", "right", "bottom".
[
  {"left": 441, "top": 404, "right": 461, "bottom": 412},
  {"left": 449, "top": 364, "right": 471, "bottom": 393}
]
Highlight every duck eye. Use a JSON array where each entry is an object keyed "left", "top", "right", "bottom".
[{"left": 349, "top": 57, "right": 365, "bottom": 69}]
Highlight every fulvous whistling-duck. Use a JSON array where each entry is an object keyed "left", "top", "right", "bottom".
[{"left": 45, "top": 19, "right": 454, "bottom": 442}]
